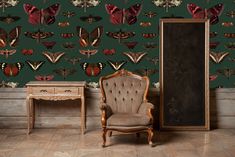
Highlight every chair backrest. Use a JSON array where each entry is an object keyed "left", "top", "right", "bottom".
[{"left": 99, "top": 69, "right": 149, "bottom": 114}]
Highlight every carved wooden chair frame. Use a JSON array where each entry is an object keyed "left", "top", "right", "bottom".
[{"left": 99, "top": 69, "right": 154, "bottom": 147}]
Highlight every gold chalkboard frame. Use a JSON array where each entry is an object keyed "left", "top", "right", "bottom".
[{"left": 159, "top": 19, "right": 210, "bottom": 130}]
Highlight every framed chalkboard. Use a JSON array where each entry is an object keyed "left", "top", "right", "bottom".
[{"left": 159, "top": 19, "right": 210, "bottom": 130}]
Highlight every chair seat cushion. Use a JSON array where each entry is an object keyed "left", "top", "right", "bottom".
[{"left": 107, "top": 113, "right": 150, "bottom": 126}]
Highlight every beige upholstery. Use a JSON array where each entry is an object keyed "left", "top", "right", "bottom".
[{"left": 99, "top": 69, "right": 154, "bottom": 147}]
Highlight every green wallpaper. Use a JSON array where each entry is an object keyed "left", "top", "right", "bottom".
[{"left": 0, "top": 0, "right": 235, "bottom": 88}]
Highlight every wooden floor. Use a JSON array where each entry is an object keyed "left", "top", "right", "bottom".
[{"left": 0, "top": 129, "right": 234, "bottom": 157}]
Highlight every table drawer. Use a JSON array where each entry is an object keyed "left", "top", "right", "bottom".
[
  {"left": 31, "top": 87, "right": 55, "bottom": 95},
  {"left": 55, "top": 87, "right": 79, "bottom": 95}
]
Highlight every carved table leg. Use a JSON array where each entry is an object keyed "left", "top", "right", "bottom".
[
  {"left": 26, "top": 97, "right": 30, "bottom": 135},
  {"left": 30, "top": 99, "right": 35, "bottom": 129},
  {"left": 108, "top": 131, "right": 112, "bottom": 137},
  {"left": 102, "top": 128, "right": 107, "bottom": 147},
  {"left": 148, "top": 128, "right": 153, "bottom": 146},
  {"left": 81, "top": 97, "right": 85, "bottom": 135}
]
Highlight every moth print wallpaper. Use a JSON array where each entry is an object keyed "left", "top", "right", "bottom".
[{"left": 0, "top": 0, "right": 235, "bottom": 88}]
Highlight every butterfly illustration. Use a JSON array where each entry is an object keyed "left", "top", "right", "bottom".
[
  {"left": 64, "top": 57, "right": 81, "bottom": 65},
  {"left": 146, "top": 57, "right": 159, "bottom": 65},
  {"left": 209, "top": 52, "right": 229, "bottom": 63},
  {"left": 224, "top": 33, "right": 235, "bottom": 38},
  {"left": 42, "top": 41, "right": 56, "bottom": 49},
  {"left": 106, "top": 29, "right": 135, "bottom": 43},
  {"left": 103, "top": 49, "right": 115, "bottom": 55},
  {"left": 226, "top": 11, "right": 235, "bottom": 18},
  {"left": 24, "top": 29, "right": 54, "bottom": 43},
  {"left": 60, "top": 33, "right": 74, "bottom": 38},
  {"left": 123, "top": 42, "right": 138, "bottom": 49},
  {"left": 228, "top": 57, "right": 235, "bottom": 62},
  {"left": 152, "top": 0, "right": 182, "bottom": 12},
  {"left": 222, "top": 22, "right": 233, "bottom": 27},
  {"left": 144, "top": 11, "right": 157, "bottom": 18},
  {"left": 0, "top": 49, "right": 16, "bottom": 58},
  {"left": 70, "top": 0, "right": 101, "bottom": 12},
  {"left": 0, "top": 0, "right": 19, "bottom": 12},
  {"left": 142, "top": 33, "right": 157, "bottom": 38},
  {"left": 135, "top": 68, "right": 158, "bottom": 76},
  {"left": 105, "top": 3, "right": 142, "bottom": 25},
  {"left": 26, "top": 60, "right": 44, "bottom": 71},
  {"left": 80, "top": 14, "right": 102, "bottom": 24},
  {"left": 77, "top": 26, "right": 103, "bottom": 48},
  {"left": 23, "top": 3, "right": 60, "bottom": 25},
  {"left": 63, "top": 11, "right": 75, "bottom": 18},
  {"left": 144, "top": 42, "right": 157, "bottom": 49},
  {"left": 81, "top": 62, "right": 105, "bottom": 76},
  {"left": 21, "top": 49, "right": 33, "bottom": 55},
  {"left": 53, "top": 68, "right": 76, "bottom": 79},
  {"left": 210, "top": 32, "right": 218, "bottom": 38},
  {"left": 123, "top": 52, "right": 147, "bottom": 63},
  {"left": 140, "top": 22, "right": 151, "bottom": 27},
  {"left": 0, "top": 14, "right": 20, "bottom": 24},
  {"left": 42, "top": 51, "right": 65, "bottom": 63},
  {"left": 62, "top": 42, "right": 75, "bottom": 49},
  {"left": 0, "top": 62, "right": 23, "bottom": 77},
  {"left": 35, "top": 75, "right": 54, "bottom": 81},
  {"left": 187, "top": 3, "right": 224, "bottom": 25},
  {"left": 217, "top": 68, "right": 235, "bottom": 79},
  {"left": 79, "top": 49, "right": 98, "bottom": 58},
  {"left": 0, "top": 26, "right": 21, "bottom": 48},
  {"left": 225, "top": 43, "right": 235, "bottom": 50},
  {"left": 108, "top": 60, "right": 126, "bottom": 71}
]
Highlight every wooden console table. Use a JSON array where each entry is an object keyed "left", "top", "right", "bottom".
[{"left": 26, "top": 81, "right": 86, "bottom": 134}]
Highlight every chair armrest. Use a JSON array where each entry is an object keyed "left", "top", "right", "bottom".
[
  {"left": 138, "top": 102, "right": 154, "bottom": 124},
  {"left": 100, "top": 102, "right": 113, "bottom": 127}
]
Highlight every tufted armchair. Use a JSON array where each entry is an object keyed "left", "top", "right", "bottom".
[{"left": 99, "top": 69, "right": 154, "bottom": 147}]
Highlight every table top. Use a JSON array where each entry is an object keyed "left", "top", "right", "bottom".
[{"left": 26, "top": 81, "right": 86, "bottom": 87}]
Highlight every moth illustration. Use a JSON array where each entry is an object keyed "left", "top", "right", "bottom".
[
  {"left": 26, "top": 60, "right": 44, "bottom": 71},
  {"left": 210, "top": 42, "right": 220, "bottom": 49},
  {"left": 42, "top": 51, "right": 65, "bottom": 63},
  {"left": 70, "top": 0, "right": 101, "bottom": 12},
  {"left": 209, "top": 75, "right": 218, "bottom": 81},
  {"left": 226, "top": 11, "right": 235, "bottom": 18},
  {"left": 108, "top": 60, "right": 126, "bottom": 71},
  {"left": 0, "top": 14, "right": 20, "bottom": 24},
  {"left": 35, "top": 75, "right": 54, "bottom": 81},
  {"left": 58, "top": 21, "right": 70, "bottom": 27},
  {"left": 0, "top": 49, "right": 16, "bottom": 58},
  {"left": 24, "top": 29, "right": 54, "bottom": 43},
  {"left": 0, "top": 0, "right": 19, "bottom": 12},
  {"left": 225, "top": 42, "right": 235, "bottom": 50},
  {"left": 123, "top": 52, "right": 147, "bottom": 63},
  {"left": 42, "top": 41, "right": 56, "bottom": 49},
  {"left": 79, "top": 49, "right": 98, "bottom": 58},
  {"left": 64, "top": 57, "right": 81, "bottom": 65},
  {"left": 144, "top": 42, "right": 157, "bottom": 49},
  {"left": 0, "top": 62, "right": 23, "bottom": 77},
  {"left": 142, "top": 33, "right": 157, "bottom": 38},
  {"left": 77, "top": 26, "right": 103, "bottom": 47},
  {"left": 187, "top": 3, "right": 224, "bottom": 25},
  {"left": 222, "top": 22, "right": 234, "bottom": 27},
  {"left": 54, "top": 68, "right": 76, "bottom": 79},
  {"left": 62, "top": 42, "right": 75, "bottom": 49},
  {"left": 0, "top": 26, "right": 21, "bottom": 48},
  {"left": 23, "top": 3, "right": 60, "bottom": 25},
  {"left": 135, "top": 68, "right": 158, "bottom": 76},
  {"left": 217, "top": 68, "right": 235, "bottom": 79},
  {"left": 144, "top": 11, "right": 157, "bottom": 18},
  {"left": 140, "top": 22, "right": 151, "bottom": 27},
  {"left": 152, "top": 0, "right": 182, "bottom": 12},
  {"left": 210, "top": 32, "right": 218, "bottom": 38},
  {"left": 62, "top": 11, "right": 75, "bottom": 18},
  {"left": 60, "top": 33, "right": 74, "bottom": 38},
  {"left": 209, "top": 51, "right": 229, "bottom": 63},
  {"left": 21, "top": 49, "right": 33, "bottom": 55},
  {"left": 106, "top": 29, "right": 135, "bottom": 43},
  {"left": 103, "top": 49, "right": 115, "bottom": 55},
  {"left": 80, "top": 14, "right": 102, "bottom": 24},
  {"left": 81, "top": 62, "right": 105, "bottom": 76},
  {"left": 123, "top": 42, "right": 138, "bottom": 49},
  {"left": 105, "top": 3, "right": 142, "bottom": 25},
  {"left": 224, "top": 33, "right": 235, "bottom": 38},
  {"left": 146, "top": 57, "right": 159, "bottom": 65}
]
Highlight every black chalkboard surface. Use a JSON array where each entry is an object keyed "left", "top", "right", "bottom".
[{"left": 160, "top": 19, "right": 210, "bottom": 130}]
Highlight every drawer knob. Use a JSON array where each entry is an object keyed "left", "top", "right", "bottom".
[
  {"left": 40, "top": 90, "right": 47, "bottom": 93},
  {"left": 64, "top": 90, "right": 71, "bottom": 93}
]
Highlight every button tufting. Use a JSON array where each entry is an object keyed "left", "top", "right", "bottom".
[
  {"left": 118, "top": 91, "right": 121, "bottom": 94},
  {"left": 136, "top": 91, "right": 138, "bottom": 94},
  {"left": 106, "top": 83, "right": 108, "bottom": 86},
  {"left": 123, "top": 98, "right": 125, "bottom": 101},
  {"left": 127, "top": 91, "right": 129, "bottom": 94},
  {"left": 131, "top": 98, "right": 133, "bottom": 101},
  {"left": 114, "top": 97, "right": 117, "bottom": 101}
]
